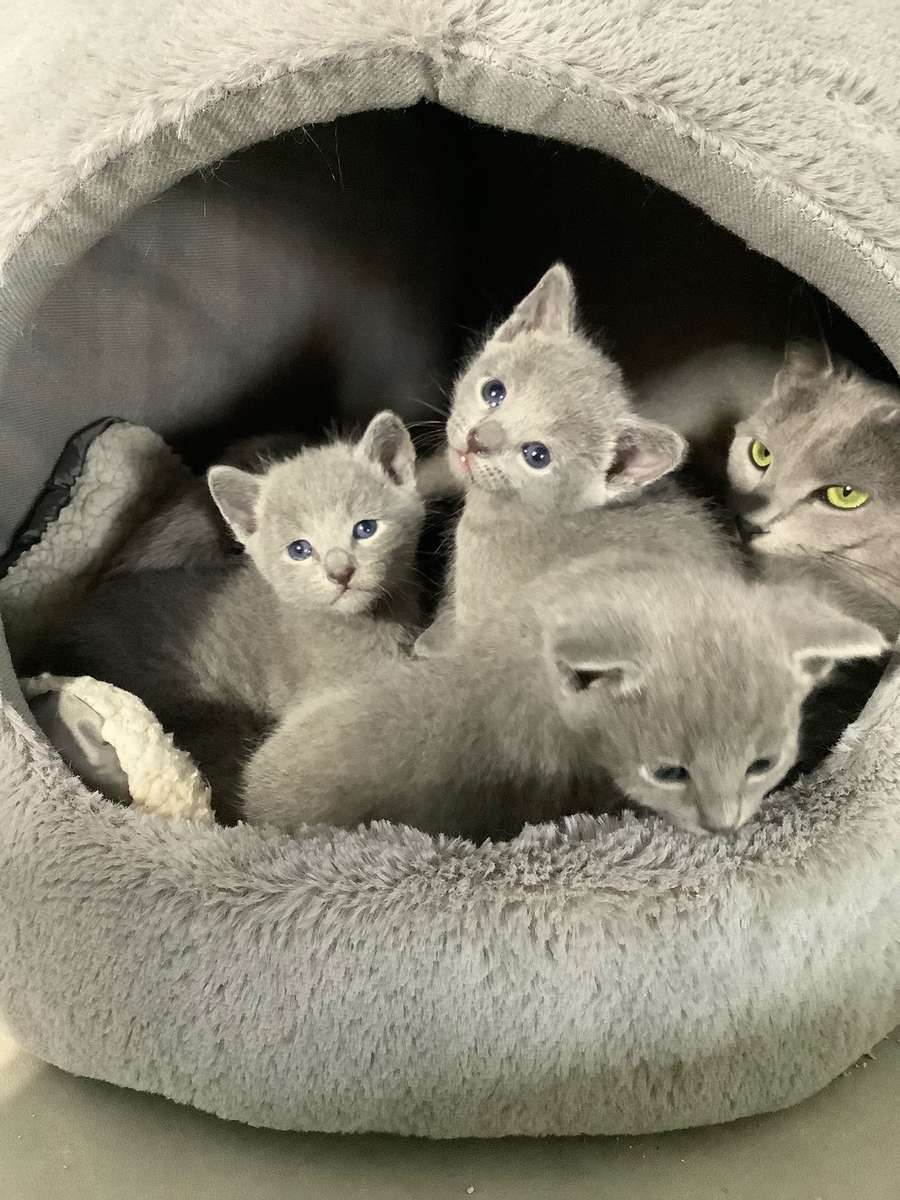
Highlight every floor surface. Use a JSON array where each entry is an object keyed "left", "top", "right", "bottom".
[{"left": 1, "top": 1025, "right": 897, "bottom": 1199}]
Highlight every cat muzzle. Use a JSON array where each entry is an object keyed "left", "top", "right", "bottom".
[
  {"left": 736, "top": 515, "right": 766, "bottom": 543},
  {"left": 466, "top": 420, "right": 505, "bottom": 456},
  {"left": 323, "top": 549, "right": 356, "bottom": 588}
]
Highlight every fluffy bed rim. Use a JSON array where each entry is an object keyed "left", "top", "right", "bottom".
[{"left": 1, "top": 2, "right": 899, "bottom": 1136}]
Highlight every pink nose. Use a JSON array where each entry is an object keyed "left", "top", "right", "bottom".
[
  {"left": 324, "top": 549, "right": 356, "bottom": 587},
  {"left": 466, "top": 428, "right": 486, "bottom": 455},
  {"left": 466, "top": 420, "right": 505, "bottom": 456},
  {"left": 327, "top": 563, "right": 355, "bottom": 587}
]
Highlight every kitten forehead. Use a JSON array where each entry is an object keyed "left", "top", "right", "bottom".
[
  {"left": 549, "top": 572, "right": 805, "bottom": 737},
  {"left": 259, "top": 442, "right": 406, "bottom": 529},
  {"left": 452, "top": 327, "right": 635, "bottom": 483},
  {"left": 466, "top": 324, "right": 631, "bottom": 432}
]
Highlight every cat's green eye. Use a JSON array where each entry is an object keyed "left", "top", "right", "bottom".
[
  {"left": 748, "top": 439, "right": 772, "bottom": 470},
  {"left": 824, "top": 485, "right": 870, "bottom": 510}
]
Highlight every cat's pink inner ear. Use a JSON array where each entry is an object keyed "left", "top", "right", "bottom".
[
  {"left": 358, "top": 411, "right": 416, "bottom": 486},
  {"left": 207, "top": 465, "right": 260, "bottom": 543},
  {"left": 607, "top": 419, "right": 685, "bottom": 489},
  {"left": 493, "top": 263, "right": 575, "bottom": 343}
]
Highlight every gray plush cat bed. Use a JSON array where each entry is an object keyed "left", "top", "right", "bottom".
[{"left": 1, "top": 0, "right": 899, "bottom": 1137}]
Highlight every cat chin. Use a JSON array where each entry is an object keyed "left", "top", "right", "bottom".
[{"left": 331, "top": 588, "right": 380, "bottom": 615}]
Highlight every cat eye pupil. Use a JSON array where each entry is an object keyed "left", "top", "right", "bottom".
[
  {"left": 823, "top": 484, "right": 870, "bottom": 510},
  {"left": 747, "top": 757, "right": 772, "bottom": 776},
  {"left": 522, "top": 441, "right": 551, "bottom": 469},
  {"left": 287, "top": 539, "right": 313, "bottom": 561},
  {"left": 653, "top": 764, "right": 690, "bottom": 784},
  {"left": 481, "top": 378, "right": 506, "bottom": 408},
  {"left": 352, "top": 519, "right": 378, "bottom": 540},
  {"left": 749, "top": 439, "right": 772, "bottom": 469}
]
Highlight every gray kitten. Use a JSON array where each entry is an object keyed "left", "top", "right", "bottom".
[
  {"left": 111, "top": 432, "right": 444, "bottom": 575},
  {"left": 418, "top": 263, "right": 687, "bottom": 652},
  {"left": 539, "top": 562, "right": 885, "bottom": 834},
  {"left": 45, "top": 412, "right": 425, "bottom": 821},
  {"left": 242, "top": 542, "right": 884, "bottom": 839}
]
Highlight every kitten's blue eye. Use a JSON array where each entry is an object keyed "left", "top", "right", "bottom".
[
  {"left": 286, "top": 539, "right": 313, "bottom": 560},
  {"left": 481, "top": 378, "right": 506, "bottom": 408},
  {"left": 653, "top": 765, "right": 690, "bottom": 784},
  {"left": 522, "top": 442, "right": 551, "bottom": 469},
  {"left": 746, "top": 757, "right": 773, "bottom": 777},
  {"left": 352, "top": 519, "right": 378, "bottom": 540}
]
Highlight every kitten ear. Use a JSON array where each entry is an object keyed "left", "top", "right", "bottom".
[
  {"left": 551, "top": 634, "right": 644, "bottom": 697},
  {"left": 357, "top": 411, "right": 416, "bottom": 487},
  {"left": 769, "top": 587, "right": 888, "bottom": 682},
  {"left": 492, "top": 263, "right": 575, "bottom": 344},
  {"left": 601, "top": 418, "right": 686, "bottom": 499},
  {"left": 207, "top": 465, "right": 261, "bottom": 544}
]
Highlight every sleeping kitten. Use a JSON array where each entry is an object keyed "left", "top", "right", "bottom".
[
  {"left": 242, "top": 549, "right": 884, "bottom": 839},
  {"left": 45, "top": 412, "right": 424, "bottom": 821},
  {"left": 417, "top": 262, "right": 688, "bottom": 653}
]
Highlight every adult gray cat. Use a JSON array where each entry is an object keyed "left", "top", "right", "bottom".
[
  {"left": 637, "top": 338, "right": 900, "bottom": 630},
  {"left": 725, "top": 341, "right": 900, "bottom": 629},
  {"left": 416, "top": 262, "right": 688, "bottom": 653},
  {"left": 242, "top": 541, "right": 884, "bottom": 839},
  {"left": 45, "top": 412, "right": 425, "bottom": 822}
]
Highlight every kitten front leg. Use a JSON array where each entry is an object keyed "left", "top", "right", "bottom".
[{"left": 412, "top": 605, "right": 456, "bottom": 658}]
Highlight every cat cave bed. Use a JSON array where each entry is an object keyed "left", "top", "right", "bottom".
[{"left": 1, "top": 0, "right": 899, "bottom": 1138}]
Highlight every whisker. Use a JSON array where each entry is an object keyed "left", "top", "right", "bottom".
[
  {"left": 822, "top": 551, "right": 900, "bottom": 609},
  {"left": 409, "top": 395, "right": 449, "bottom": 419}
]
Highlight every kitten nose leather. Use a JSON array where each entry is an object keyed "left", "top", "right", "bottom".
[
  {"left": 324, "top": 548, "right": 355, "bottom": 586},
  {"left": 466, "top": 420, "right": 505, "bottom": 455},
  {"left": 699, "top": 792, "right": 742, "bottom": 834},
  {"left": 736, "top": 514, "right": 765, "bottom": 543}
]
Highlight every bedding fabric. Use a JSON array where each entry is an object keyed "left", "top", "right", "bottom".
[{"left": 0, "top": 0, "right": 898, "bottom": 1135}]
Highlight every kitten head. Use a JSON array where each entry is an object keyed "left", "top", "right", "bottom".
[
  {"left": 446, "top": 264, "right": 685, "bottom": 511},
  {"left": 542, "top": 571, "right": 886, "bottom": 834},
  {"left": 727, "top": 339, "right": 900, "bottom": 601},
  {"left": 208, "top": 412, "right": 424, "bottom": 615}
]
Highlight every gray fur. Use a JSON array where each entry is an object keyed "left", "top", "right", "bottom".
[
  {"left": 427, "top": 264, "right": 687, "bottom": 648},
  {"left": 635, "top": 341, "right": 781, "bottom": 489},
  {"left": 45, "top": 414, "right": 425, "bottom": 820},
  {"left": 725, "top": 340, "right": 900, "bottom": 630},
  {"left": 106, "top": 432, "right": 309, "bottom": 574},
  {"left": 243, "top": 529, "right": 885, "bottom": 837},
  {"left": 111, "top": 432, "right": 446, "bottom": 574},
  {"left": 541, "top": 562, "right": 886, "bottom": 834}
]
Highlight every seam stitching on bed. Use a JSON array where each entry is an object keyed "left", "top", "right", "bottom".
[
  {"left": 2, "top": 45, "right": 898, "bottom": 303},
  {"left": 447, "top": 47, "right": 900, "bottom": 293}
]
